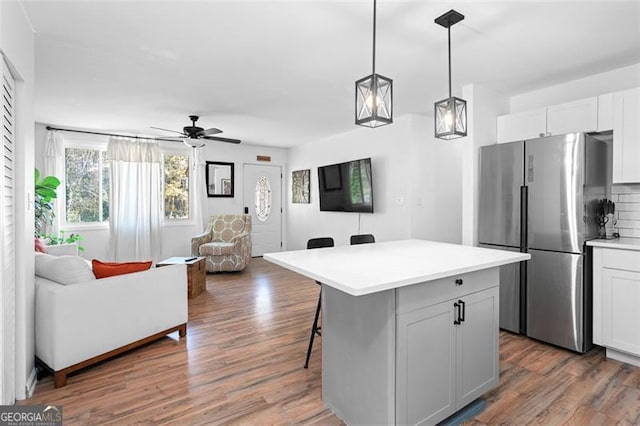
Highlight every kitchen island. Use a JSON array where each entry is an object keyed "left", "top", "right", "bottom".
[{"left": 264, "top": 239, "right": 529, "bottom": 425}]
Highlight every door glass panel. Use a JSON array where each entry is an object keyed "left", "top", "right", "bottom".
[{"left": 255, "top": 176, "right": 272, "bottom": 222}]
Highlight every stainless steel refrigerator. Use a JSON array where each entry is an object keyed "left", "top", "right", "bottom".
[{"left": 478, "top": 132, "right": 606, "bottom": 352}]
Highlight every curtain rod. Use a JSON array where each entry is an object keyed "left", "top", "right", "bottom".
[{"left": 45, "top": 125, "right": 181, "bottom": 143}]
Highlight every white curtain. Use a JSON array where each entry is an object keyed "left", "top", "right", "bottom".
[
  {"left": 43, "top": 130, "right": 64, "bottom": 236},
  {"left": 192, "top": 147, "right": 208, "bottom": 233},
  {"left": 107, "top": 137, "right": 162, "bottom": 262}
]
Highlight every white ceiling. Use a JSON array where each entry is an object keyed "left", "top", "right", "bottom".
[{"left": 22, "top": 0, "right": 640, "bottom": 148}]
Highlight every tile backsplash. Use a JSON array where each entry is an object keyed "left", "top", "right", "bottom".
[{"left": 611, "top": 184, "right": 640, "bottom": 239}]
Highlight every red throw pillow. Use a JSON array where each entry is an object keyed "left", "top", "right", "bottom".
[
  {"left": 92, "top": 259, "right": 153, "bottom": 279},
  {"left": 34, "top": 237, "right": 48, "bottom": 253}
]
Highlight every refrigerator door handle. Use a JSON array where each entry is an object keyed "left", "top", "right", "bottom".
[{"left": 520, "top": 185, "right": 528, "bottom": 251}]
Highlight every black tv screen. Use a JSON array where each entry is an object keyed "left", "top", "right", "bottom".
[{"left": 318, "top": 158, "right": 373, "bottom": 213}]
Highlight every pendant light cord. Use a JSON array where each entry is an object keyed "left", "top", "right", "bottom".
[
  {"left": 372, "top": 0, "right": 377, "bottom": 75},
  {"left": 448, "top": 24, "right": 452, "bottom": 98}
]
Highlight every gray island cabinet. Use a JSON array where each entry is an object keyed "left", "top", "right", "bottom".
[{"left": 264, "top": 239, "right": 529, "bottom": 425}]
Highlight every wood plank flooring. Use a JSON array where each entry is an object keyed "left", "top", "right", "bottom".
[{"left": 21, "top": 258, "right": 640, "bottom": 425}]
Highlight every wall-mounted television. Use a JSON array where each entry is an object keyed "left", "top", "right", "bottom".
[{"left": 318, "top": 158, "right": 373, "bottom": 213}]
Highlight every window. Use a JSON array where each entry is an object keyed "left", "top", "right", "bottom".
[
  {"left": 254, "top": 175, "right": 272, "bottom": 222},
  {"left": 63, "top": 143, "right": 191, "bottom": 225},
  {"left": 163, "top": 154, "right": 190, "bottom": 220},
  {"left": 65, "top": 147, "right": 109, "bottom": 224}
]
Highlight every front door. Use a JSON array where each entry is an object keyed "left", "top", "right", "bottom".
[{"left": 243, "top": 164, "right": 282, "bottom": 257}]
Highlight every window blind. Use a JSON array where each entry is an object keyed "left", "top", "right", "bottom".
[{"left": 1, "top": 56, "right": 16, "bottom": 404}]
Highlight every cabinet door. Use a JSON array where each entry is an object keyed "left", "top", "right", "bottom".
[
  {"left": 602, "top": 267, "right": 640, "bottom": 355},
  {"left": 613, "top": 88, "right": 640, "bottom": 183},
  {"left": 496, "top": 108, "right": 547, "bottom": 144},
  {"left": 547, "top": 97, "right": 598, "bottom": 135},
  {"left": 396, "top": 301, "right": 456, "bottom": 426},
  {"left": 456, "top": 287, "right": 500, "bottom": 408},
  {"left": 597, "top": 93, "right": 614, "bottom": 131}
]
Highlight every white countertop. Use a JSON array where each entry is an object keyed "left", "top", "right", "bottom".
[
  {"left": 264, "top": 239, "right": 530, "bottom": 296},
  {"left": 586, "top": 238, "right": 640, "bottom": 251}
]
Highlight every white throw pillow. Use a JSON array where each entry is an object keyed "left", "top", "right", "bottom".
[{"left": 34, "top": 252, "right": 96, "bottom": 285}]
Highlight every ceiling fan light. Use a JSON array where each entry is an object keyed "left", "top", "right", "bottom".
[
  {"left": 183, "top": 138, "right": 205, "bottom": 148},
  {"left": 355, "top": 73, "right": 393, "bottom": 128},
  {"left": 434, "top": 96, "right": 467, "bottom": 139}
]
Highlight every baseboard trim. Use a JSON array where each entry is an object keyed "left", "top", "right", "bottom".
[
  {"left": 25, "top": 367, "right": 37, "bottom": 398},
  {"left": 606, "top": 348, "right": 640, "bottom": 367}
]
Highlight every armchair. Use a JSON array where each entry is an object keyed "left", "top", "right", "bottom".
[{"left": 191, "top": 214, "right": 252, "bottom": 272}]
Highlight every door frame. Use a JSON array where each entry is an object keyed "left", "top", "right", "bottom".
[{"left": 242, "top": 162, "right": 285, "bottom": 255}]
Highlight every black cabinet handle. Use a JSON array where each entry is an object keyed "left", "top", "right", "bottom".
[
  {"left": 459, "top": 300, "right": 465, "bottom": 322},
  {"left": 244, "top": 206, "right": 249, "bottom": 214},
  {"left": 454, "top": 302, "right": 461, "bottom": 325},
  {"left": 455, "top": 279, "right": 463, "bottom": 286}
]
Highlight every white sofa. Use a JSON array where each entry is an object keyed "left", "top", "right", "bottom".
[{"left": 35, "top": 254, "right": 188, "bottom": 387}]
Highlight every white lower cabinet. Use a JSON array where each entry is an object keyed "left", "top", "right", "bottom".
[
  {"left": 396, "top": 286, "right": 499, "bottom": 425},
  {"left": 602, "top": 268, "right": 640, "bottom": 355},
  {"left": 593, "top": 247, "right": 640, "bottom": 366}
]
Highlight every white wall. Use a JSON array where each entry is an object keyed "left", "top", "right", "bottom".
[
  {"left": 286, "top": 114, "right": 463, "bottom": 250},
  {"left": 510, "top": 63, "right": 640, "bottom": 112},
  {"left": 34, "top": 123, "right": 287, "bottom": 260},
  {"left": 409, "top": 115, "right": 463, "bottom": 244},
  {"left": 1, "top": 0, "right": 36, "bottom": 401},
  {"left": 461, "top": 84, "right": 509, "bottom": 246}
]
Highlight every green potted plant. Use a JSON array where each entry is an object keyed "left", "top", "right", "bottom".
[
  {"left": 34, "top": 168, "right": 85, "bottom": 251},
  {"left": 34, "top": 168, "right": 60, "bottom": 238}
]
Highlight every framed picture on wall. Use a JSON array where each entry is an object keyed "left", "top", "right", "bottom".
[{"left": 292, "top": 169, "right": 310, "bottom": 203}]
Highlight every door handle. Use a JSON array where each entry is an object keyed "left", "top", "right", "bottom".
[
  {"left": 459, "top": 300, "right": 465, "bottom": 322},
  {"left": 454, "top": 302, "right": 461, "bottom": 325},
  {"left": 244, "top": 206, "right": 249, "bottom": 214}
]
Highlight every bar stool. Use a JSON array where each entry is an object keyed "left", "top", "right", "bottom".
[{"left": 304, "top": 237, "right": 334, "bottom": 369}]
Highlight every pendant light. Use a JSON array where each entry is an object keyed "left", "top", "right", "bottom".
[
  {"left": 355, "top": 0, "right": 392, "bottom": 128},
  {"left": 434, "top": 9, "right": 467, "bottom": 139}
]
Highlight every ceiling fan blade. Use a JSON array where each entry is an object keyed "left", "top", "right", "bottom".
[
  {"left": 150, "top": 126, "right": 187, "bottom": 136},
  {"left": 201, "top": 127, "right": 223, "bottom": 136},
  {"left": 203, "top": 135, "right": 242, "bottom": 144}
]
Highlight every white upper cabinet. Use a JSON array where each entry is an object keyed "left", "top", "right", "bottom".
[
  {"left": 497, "top": 97, "right": 598, "bottom": 144},
  {"left": 597, "top": 93, "right": 614, "bottom": 131},
  {"left": 612, "top": 88, "right": 640, "bottom": 183},
  {"left": 496, "top": 108, "right": 546, "bottom": 143},
  {"left": 547, "top": 97, "right": 598, "bottom": 135}
]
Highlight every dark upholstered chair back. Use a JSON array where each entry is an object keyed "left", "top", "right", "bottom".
[
  {"left": 350, "top": 234, "right": 375, "bottom": 245},
  {"left": 307, "top": 237, "right": 335, "bottom": 250}
]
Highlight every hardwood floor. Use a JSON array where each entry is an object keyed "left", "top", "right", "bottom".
[{"left": 21, "top": 258, "right": 640, "bottom": 425}]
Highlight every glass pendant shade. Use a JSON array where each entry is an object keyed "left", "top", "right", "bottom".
[
  {"left": 355, "top": 73, "right": 393, "bottom": 128},
  {"left": 434, "top": 96, "right": 467, "bottom": 139}
]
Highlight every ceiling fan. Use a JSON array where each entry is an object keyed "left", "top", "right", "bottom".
[{"left": 151, "top": 115, "right": 241, "bottom": 148}]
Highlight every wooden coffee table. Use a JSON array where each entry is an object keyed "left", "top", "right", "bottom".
[{"left": 157, "top": 257, "right": 206, "bottom": 298}]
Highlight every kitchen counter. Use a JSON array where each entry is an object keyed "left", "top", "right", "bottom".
[
  {"left": 264, "top": 239, "right": 528, "bottom": 425},
  {"left": 264, "top": 239, "right": 529, "bottom": 296},
  {"left": 586, "top": 238, "right": 640, "bottom": 251}
]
